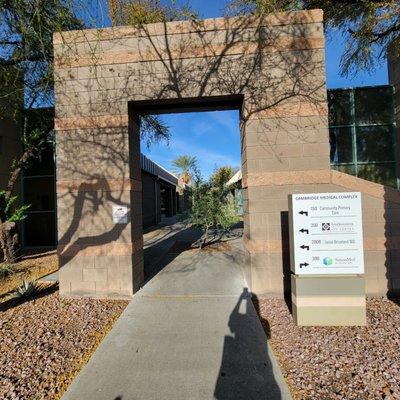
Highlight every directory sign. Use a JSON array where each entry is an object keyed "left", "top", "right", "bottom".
[{"left": 289, "top": 192, "right": 364, "bottom": 275}]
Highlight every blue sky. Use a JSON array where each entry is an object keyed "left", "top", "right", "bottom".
[
  {"left": 142, "top": 111, "right": 241, "bottom": 179},
  {"left": 91, "top": 1, "right": 389, "bottom": 178}
]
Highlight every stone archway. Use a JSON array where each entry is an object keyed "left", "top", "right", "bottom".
[{"left": 54, "top": 9, "right": 332, "bottom": 298}]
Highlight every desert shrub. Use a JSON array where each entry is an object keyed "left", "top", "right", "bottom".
[
  {"left": 188, "top": 182, "right": 239, "bottom": 248},
  {"left": 13, "top": 280, "right": 39, "bottom": 299},
  {"left": 0, "top": 263, "right": 16, "bottom": 280}
]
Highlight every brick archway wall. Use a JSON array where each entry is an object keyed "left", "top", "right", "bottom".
[{"left": 54, "top": 9, "right": 397, "bottom": 299}]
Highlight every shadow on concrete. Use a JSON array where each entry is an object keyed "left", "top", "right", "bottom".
[
  {"left": 214, "top": 288, "right": 283, "bottom": 400},
  {"left": 143, "top": 221, "right": 186, "bottom": 248},
  {"left": 143, "top": 221, "right": 244, "bottom": 283},
  {"left": 253, "top": 293, "right": 272, "bottom": 339},
  {"left": 143, "top": 225, "right": 202, "bottom": 282},
  {"left": 196, "top": 221, "right": 244, "bottom": 250}
]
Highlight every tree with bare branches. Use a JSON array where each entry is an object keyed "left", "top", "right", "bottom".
[
  {"left": 0, "top": 0, "right": 180, "bottom": 262},
  {"left": 226, "top": 0, "right": 400, "bottom": 75},
  {"left": 0, "top": 0, "right": 83, "bottom": 262},
  {"left": 107, "top": 0, "right": 196, "bottom": 26}
]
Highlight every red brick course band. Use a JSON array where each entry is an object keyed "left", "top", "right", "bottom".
[
  {"left": 58, "top": 239, "right": 143, "bottom": 257},
  {"left": 54, "top": 37, "right": 324, "bottom": 69},
  {"left": 245, "top": 102, "right": 328, "bottom": 120},
  {"left": 53, "top": 10, "right": 323, "bottom": 45},
  {"left": 55, "top": 115, "right": 129, "bottom": 130},
  {"left": 54, "top": 101, "right": 327, "bottom": 131},
  {"left": 244, "top": 169, "right": 400, "bottom": 254},
  {"left": 57, "top": 178, "right": 141, "bottom": 192},
  {"left": 244, "top": 169, "right": 400, "bottom": 204}
]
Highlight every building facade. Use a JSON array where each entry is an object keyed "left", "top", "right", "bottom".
[
  {"left": 21, "top": 143, "right": 179, "bottom": 247},
  {"left": 329, "top": 85, "right": 398, "bottom": 188},
  {"left": 2, "top": 10, "right": 400, "bottom": 298},
  {"left": 0, "top": 108, "right": 179, "bottom": 247},
  {"left": 52, "top": 9, "right": 400, "bottom": 299},
  {"left": 0, "top": 99, "right": 20, "bottom": 191}
]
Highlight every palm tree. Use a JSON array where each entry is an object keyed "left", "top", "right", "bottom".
[{"left": 171, "top": 155, "right": 198, "bottom": 184}]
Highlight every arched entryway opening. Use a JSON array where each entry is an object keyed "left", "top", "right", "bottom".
[{"left": 55, "top": 10, "right": 329, "bottom": 299}]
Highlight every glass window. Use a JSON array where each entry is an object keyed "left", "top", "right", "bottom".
[
  {"left": 23, "top": 177, "right": 55, "bottom": 211},
  {"left": 25, "top": 141, "right": 55, "bottom": 176},
  {"left": 358, "top": 163, "right": 397, "bottom": 187},
  {"left": 24, "top": 212, "right": 56, "bottom": 247},
  {"left": 332, "top": 164, "right": 356, "bottom": 175},
  {"left": 329, "top": 127, "right": 353, "bottom": 163},
  {"left": 328, "top": 90, "right": 352, "bottom": 126},
  {"left": 356, "top": 126, "right": 394, "bottom": 162},
  {"left": 354, "top": 87, "right": 393, "bottom": 125}
]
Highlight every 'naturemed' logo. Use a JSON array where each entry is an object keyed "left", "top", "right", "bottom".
[{"left": 323, "top": 257, "right": 333, "bottom": 266}]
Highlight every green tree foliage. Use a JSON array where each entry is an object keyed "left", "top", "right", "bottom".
[
  {"left": 226, "top": 0, "right": 301, "bottom": 15},
  {"left": 108, "top": 0, "right": 197, "bottom": 27},
  {"left": 187, "top": 168, "right": 239, "bottom": 249},
  {"left": 226, "top": 0, "right": 400, "bottom": 76},
  {"left": 0, "top": 191, "right": 30, "bottom": 223},
  {"left": 108, "top": 1, "right": 195, "bottom": 147},
  {"left": 172, "top": 155, "right": 199, "bottom": 184},
  {"left": 210, "top": 166, "right": 236, "bottom": 188},
  {"left": 0, "top": 0, "right": 82, "bottom": 262},
  {"left": 140, "top": 114, "right": 171, "bottom": 148},
  {"left": 0, "top": 0, "right": 83, "bottom": 109}
]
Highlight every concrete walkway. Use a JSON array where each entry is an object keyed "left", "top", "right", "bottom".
[
  {"left": 61, "top": 233, "right": 292, "bottom": 400},
  {"left": 40, "top": 216, "right": 195, "bottom": 284}
]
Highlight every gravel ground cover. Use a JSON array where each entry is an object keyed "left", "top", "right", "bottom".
[
  {"left": 0, "top": 250, "right": 58, "bottom": 297},
  {"left": 0, "top": 288, "right": 128, "bottom": 399},
  {"left": 255, "top": 298, "right": 400, "bottom": 400}
]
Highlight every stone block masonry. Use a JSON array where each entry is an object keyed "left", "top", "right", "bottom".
[{"left": 54, "top": 9, "right": 399, "bottom": 299}]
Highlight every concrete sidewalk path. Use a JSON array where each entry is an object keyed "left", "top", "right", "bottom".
[
  {"left": 61, "top": 238, "right": 292, "bottom": 400},
  {"left": 40, "top": 217, "right": 197, "bottom": 284}
]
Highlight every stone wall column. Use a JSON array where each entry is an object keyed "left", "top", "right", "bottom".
[
  {"left": 56, "top": 116, "right": 143, "bottom": 299},
  {"left": 241, "top": 109, "right": 331, "bottom": 297}
]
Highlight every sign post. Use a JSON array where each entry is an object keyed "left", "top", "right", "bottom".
[{"left": 289, "top": 192, "right": 366, "bottom": 326}]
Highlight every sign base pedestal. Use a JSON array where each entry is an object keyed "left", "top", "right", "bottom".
[{"left": 291, "top": 274, "right": 366, "bottom": 326}]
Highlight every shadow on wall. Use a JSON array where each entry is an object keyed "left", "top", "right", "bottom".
[
  {"left": 278, "top": 178, "right": 400, "bottom": 301},
  {"left": 214, "top": 288, "right": 283, "bottom": 400},
  {"left": 54, "top": 11, "right": 327, "bottom": 295},
  {"left": 280, "top": 211, "right": 292, "bottom": 308},
  {"left": 57, "top": 176, "right": 132, "bottom": 261}
]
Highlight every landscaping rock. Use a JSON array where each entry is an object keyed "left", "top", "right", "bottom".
[
  {"left": 0, "top": 289, "right": 128, "bottom": 399},
  {"left": 256, "top": 298, "right": 400, "bottom": 400}
]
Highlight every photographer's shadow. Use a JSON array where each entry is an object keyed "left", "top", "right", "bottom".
[{"left": 214, "top": 288, "right": 285, "bottom": 400}]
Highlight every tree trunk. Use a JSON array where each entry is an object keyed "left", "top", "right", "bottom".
[
  {"left": 200, "top": 226, "right": 209, "bottom": 249},
  {"left": 0, "top": 221, "right": 18, "bottom": 263},
  {"left": 0, "top": 137, "right": 37, "bottom": 264}
]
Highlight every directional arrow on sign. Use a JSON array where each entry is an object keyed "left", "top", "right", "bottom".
[
  {"left": 300, "top": 262, "right": 309, "bottom": 268},
  {"left": 300, "top": 245, "right": 310, "bottom": 251},
  {"left": 299, "top": 228, "right": 309, "bottom": 234},
  {"left": 298, "top": 210, "right": 308, "bottom": 216}
]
